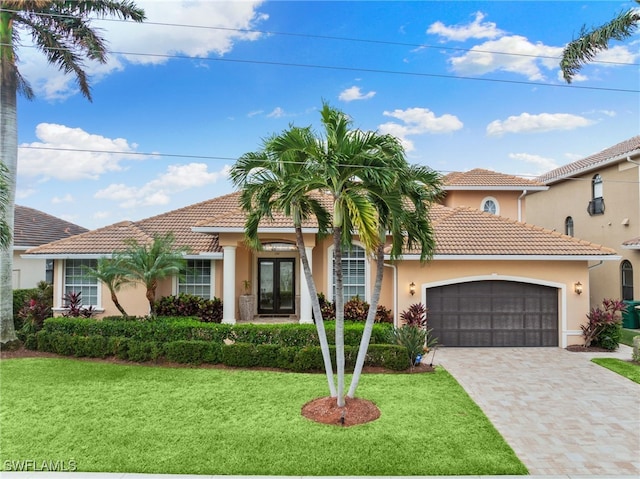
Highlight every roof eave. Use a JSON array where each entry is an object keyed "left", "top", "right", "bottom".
[
  {"left": 542, "top": 149, "right": 640, "bottom": 185},
  {"left": 387, "top": 254, "right": 621, "bottom": 261},
  {"left": 192, "top": 226, "right": 319, "bottom": 234},
  {"left": 443, "top": 186, "right": 548, "bottom": 191}
]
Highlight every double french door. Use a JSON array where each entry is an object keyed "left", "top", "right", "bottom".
[{"left": 258, "top": 258, "right": 295, "bottom": 315}]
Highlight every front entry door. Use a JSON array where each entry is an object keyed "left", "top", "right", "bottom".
[{"left": 258, "top": 258, "right": 295, "bottom": 315}]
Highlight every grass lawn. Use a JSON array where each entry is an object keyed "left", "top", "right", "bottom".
[
  {"left": 0, "top": 358, "right": 526, "bottom": 476},
  {"left": 621, "top": 328, "right": 640, "bottom": 347},
  {"left": 591, "top": 358, "right": 640, "bottom": 384}
]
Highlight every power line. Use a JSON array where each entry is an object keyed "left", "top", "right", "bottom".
[
  {"left": 3, "top": 7, "right": 637, "bottom": 67},
  {"left": 18, "top": 145, "right": 640, "bottom": 185},
  {"left": 7, "top": 43, "right": 639, "bottom": 94}
]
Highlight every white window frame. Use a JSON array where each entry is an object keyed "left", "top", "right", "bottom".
[
  {"left": 175, "top": 259, "right": 215, "bottom": 299},
  {"left": 481, "top": 196, "right": 500, "bottom": 215},
  {"left": 327, "top": 242, "right": 369, "bottom": 303},
  {"left": 62, "top": 258, "right": 101, "bottom": 309}
]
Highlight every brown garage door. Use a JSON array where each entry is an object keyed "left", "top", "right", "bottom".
[{"left": 426, "top": 280, "right": 558, "bottom": 347}]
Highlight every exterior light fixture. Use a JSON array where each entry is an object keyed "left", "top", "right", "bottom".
[
  {"left": 574, "top": 281, "right": 583, "bottom": 295},
  {"left": 409, "top": 281, "right": 416, "bottom": 296}
]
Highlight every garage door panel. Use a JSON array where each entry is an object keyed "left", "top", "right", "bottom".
[{"left": 426, "top": 280, "right": 558, "bottom": 347}]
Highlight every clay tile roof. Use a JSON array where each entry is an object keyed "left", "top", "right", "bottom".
[
  {"left": 25, "top": 190, "right": 616, "bottom": 259},
  {"left": 14, "top": 205, "right": 88, "bottom": 247},
  {"left": 537, "top": 135, "right": 640, "bottom": 184},
  {"left": 622, "top": 236, "right": 640, "bottom": 250},
  {"left": 443, "top": 168, "right": 546, "bottom": 189},
  {"left": 419, "top": 204, "right": 617, "bottom": 257}
]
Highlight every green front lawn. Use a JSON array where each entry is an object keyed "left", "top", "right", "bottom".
[
  {"left": 621, "top": 328, "right": 640, "bottom": 347},
  {"left": 591, "top": 358, "right": 640, "bottom": 384},
  {"left": 0, "top": 358, "right": 526, "bottom": 475}
]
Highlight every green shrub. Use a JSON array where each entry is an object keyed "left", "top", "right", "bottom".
[
  {"left": 221, "top": 343, "right": 258, "bottom": 368},
  {"left": 582, "top": 298, "right": 625, "bottom": 349},
  {"left": 596, "top": 322, "right": 623, "bottom": 351},
  {"left": 23, "top": 334, "right": 37, "bottom": 351},
  {"left": 366, "top": 344, "right": 410, "bottom": 371},
  {"left": 13, "top": 288, "right": 39, "bottom": 330},
  {"left": 126, "top": 340, "right": 162, "bottom": 362},
  {"left": 255, "top": 344, "right": 282, "bottom": 368},
  {"left": 319, "top": 295, "right": 393, "bottom": 323},
  {"left": 165, "top": 340, "right": 221, "bottom": 364},
  {"left": 153, "top": 293, "right": 223, "bottom": 323},
  {"left": 392, "top": 325, "right": 437, "bottom": 368}
]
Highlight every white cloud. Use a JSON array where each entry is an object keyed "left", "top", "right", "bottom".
[
  {"left": 508, "top": 152, "right": 559, "bottom": 173},
  {"left": 449, "top": 35, "right": 563, "bottom": 81},
  {"left": 51, "top": 194, "right": 74, "bottom": 204},
  {"left": 339, "top": 86, "right": 376, "bottom": 102},
  {"left": 18, "top": 123, "right": 144, "bottom": 180},
  {"left": 267, "top": 107, "right": 286, "bottom": 118},
  {"left": 427, "top": 12, "right": 503, "bottom": 42},
  {"left": 94, "top": 163, "right": 230, "bottom": 208},
  {"left": 378, "top": 107, "right": 463, "bottom": 151},
  {"left": 486, "top": 112, "right": 593, "bottom": 136},
  {"left": 15, "top": 1, "right": 268, "bottom": 100}
]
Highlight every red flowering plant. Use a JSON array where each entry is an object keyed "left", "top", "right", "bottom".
[{"left": 581, "top": 298, "right": 626, "bottom": 349}]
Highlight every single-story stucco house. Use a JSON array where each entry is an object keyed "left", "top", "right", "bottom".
[{"left": 24, "top": 189, "right": 618, "bottom": 348}]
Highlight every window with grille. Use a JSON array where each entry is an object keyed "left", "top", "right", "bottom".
[
  {"left": 178, "top": 259, "right": 212, "bottom": 298},
  {"left": 331, "top": 245, "right": 366, "bottom": 303},
  {"left": 565, "top": 216, "right": 574, "bottom": 236},
  {"left": 588, "top": 175, "right": 605, "bottom": 215},
  {"left": 64, "top": 259, "right": 98, "bottom": 306},
  {"left": 621, "top": 260, "right": 633, "bottom": 301}
]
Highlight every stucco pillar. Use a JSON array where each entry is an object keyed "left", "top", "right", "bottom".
[
  {"left": 222, "top": 246, "right": 237, "bottom": 324},
  {"left": 298, "top": 246, "right": 313, "bottom": 324}
]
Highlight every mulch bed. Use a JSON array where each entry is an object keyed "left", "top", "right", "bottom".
[{"left": 566, "top": 345, "right": 617, "bottom": 352}]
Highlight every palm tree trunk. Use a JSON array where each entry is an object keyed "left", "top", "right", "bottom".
[
  {"left": 348, "top": 243, "right": 385, "bottom": 398},
  {"left": 295, "top": 226, "right": 337, "bottom": 397},
  {"left": 109, "top": 287, "right": 128, "bottom": 317},
  {"left": 0, "top": 13, "right": 19, "bottom": 346},
  {"left": 333, "top": 227, "right": 345, "bottom": 407}
]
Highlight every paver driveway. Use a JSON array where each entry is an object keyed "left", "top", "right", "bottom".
[{"left": 434, "top": 346, "right": 640, "bottom": 475}]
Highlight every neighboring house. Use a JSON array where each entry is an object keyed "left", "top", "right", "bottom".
[
  {"left": 25, "top": 191, "right": 617, "bottom": 348},
  {"left": 13, "top": 205, "right": 88, "bottom": 289},
  {"left": 442, "top": 168, "right": 548, "bottom": 221},
  {"left": 527, "top": 136, "right": 640, "bottom": 307}
]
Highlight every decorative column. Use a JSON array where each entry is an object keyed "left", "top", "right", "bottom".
[
  {"left": 222, "top": 246, "right": 237, "bottom": 324},
  {"left": 299, "top": 246, "right": 313, "bottom": 324}
]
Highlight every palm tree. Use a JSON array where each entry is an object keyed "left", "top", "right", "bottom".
[
  {"left": 116, "top": 233, "right": 188, "bottom": 315},
  {"left": 347, "top": 163, "right": 443, "bottom": 398},
  {"left": 0, "top": 1, "right": 145, "bottom": 345},
  {"left": 561, "top": 1, "right": 639, "bottom": 83},
  {"left": 230, "top": 126, "right": 338, "bottom": 397},
  {"left": 83, "top": 257, "right": 131, "bottom": 317},
  {"left": 0, "top": 161, "right": 10, "bottom": 249},
  {"left": 310, "top": 103, "right": 417, "bottom": 407}
]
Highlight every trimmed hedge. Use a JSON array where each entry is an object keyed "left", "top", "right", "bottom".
[{"left": 32, "top": 330, "right": 409, "bottom": 371}]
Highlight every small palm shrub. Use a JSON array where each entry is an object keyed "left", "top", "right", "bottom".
[{"left": 393, "top": 302, "right": 438, "bottom": 369}]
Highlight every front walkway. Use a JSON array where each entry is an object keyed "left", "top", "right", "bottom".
[{"left": 434, "top": 346, "right": 640, "bottom": 475}]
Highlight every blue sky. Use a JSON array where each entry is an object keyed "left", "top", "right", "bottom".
[{"left": 14, "top": 0, "right": 640, "bottom": 229}]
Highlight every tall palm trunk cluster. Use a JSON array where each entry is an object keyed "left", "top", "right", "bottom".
[{"left": 231, "top": 102, "right": 443, "bottom": 406}]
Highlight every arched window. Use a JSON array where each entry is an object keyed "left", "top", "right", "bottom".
[
  {"left": 621, "top": 260, "right": 633, "bottom": 301},
  {"left": 588, "top": 175, "right": 605, "bottom": 215},
  {"left": 565, "top": 216, "right": 574, "bottom": 236},
  {"left": 328, "top": 244, "right": 367, "bottom": 303},
  {"left": 481, "top": 197, "right": 499, "bottom": 215},
  {"left": 592, "top": 174, "right": 603, "bottom": 199}
]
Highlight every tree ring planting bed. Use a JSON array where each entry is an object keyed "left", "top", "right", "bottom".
[{"left": 301, "top": 396, "right": 380, "bottom": 427}]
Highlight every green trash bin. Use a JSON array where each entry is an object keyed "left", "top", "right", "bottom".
[{"left": 622, "top": 300, "right": 640, "bottom": 329}]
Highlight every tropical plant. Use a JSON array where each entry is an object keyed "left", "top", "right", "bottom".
[
  {"left": 400, "top": 302, "right": 428, "bottom": 328},
  {"left": 61, "top": 291, "right": 95, "bottom": 318},
  {"left": 0, "top": 1, "right": 145, "bottom": 346},
  {"left": 16, "top": 280, "right": 52, "bottom": 336},
  {"left": 83, "top": 257, "right": 131, "bottom": 317},
  {"left": 561, "top": 1, "right": 640, "bottom": 83},
  {"left": 230, "top": 124, "right": 337, "bottom": 397},
  {"left": 581, "top": 298, "right": 626, "bottom": 348},
  {"left": 115, "top": 233, "right": 188, "bottom": 315}
]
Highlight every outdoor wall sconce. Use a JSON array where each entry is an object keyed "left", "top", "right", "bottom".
[
  {"left": 574, "top": 281, "right": 583, "bottom": 295},
  {"left": 409, "top": 281, "right": 416, "bottom": 296}
]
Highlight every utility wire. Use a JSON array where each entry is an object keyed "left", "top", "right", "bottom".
[{"left": 2, "top": 7, "right": 637, "bottom": 67}]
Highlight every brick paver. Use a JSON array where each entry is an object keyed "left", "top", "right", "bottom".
[{"left": 435, "top": 346, "right": 640, "bottom": 475}]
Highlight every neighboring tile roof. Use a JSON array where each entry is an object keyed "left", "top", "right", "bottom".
[
  {"left": 537, "top": 136, "right": 640, "bottom": 184},
  {"left": 423, "top": 205, "right": 616, "bottom": 257},
  {"left": 622, "top": 236, "right": 640, "bottom": 249},
  {"left": 25, "top": 191, "right": 616, "bottom": 258},
  {"left": 14, "top": 205, "right": 88, "bottom": 247},
  {"left": 443, "top": 168, "right": 546, "bottom": 189}
]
